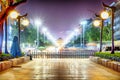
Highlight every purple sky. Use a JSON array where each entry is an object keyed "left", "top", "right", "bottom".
[{"left": 17, "top": 0, "right": 116, "bottom": 39}]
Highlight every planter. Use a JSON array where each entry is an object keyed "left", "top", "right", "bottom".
[
  {"left": 101, "top": 59, "right": 110, "bottom": 67},
  {"left": 89, "top": 56, "right": 101, "bottom": 63},
  {"left": 0, "top": 56, "right": 30, "bottom": 72},
  {"left": 107, "top": 61, "right": 112, "bottom": 68},
  {"left": 9, "top": 58, "right": 18, "bottom": 66},
  {"left": 113, "top": 62, "right": 118, "bottom": 71},
  {"left": 24, "top": 56, "right": 30, "bottom": 62},
  {"left": 19, "top": 57, "right": 24, "bottom": 63},
  {"left": 117, "top": 63, "right": 120, "bottom": 72},
  {"left": 89, "top": 56, "right": 120, "bottom": 72},
  {"left": 0, "top": 61, "right": 12, "bottom": 71},
  {"left": 0, "top": 62, "right": 2, "bottom": 71},
  {"left": 1, "top": 62, "right": 5, "bottom": 70}
]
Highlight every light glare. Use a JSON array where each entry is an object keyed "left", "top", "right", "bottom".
[
  {"left": 35, "top": 19, "right": 42, "bottom": 27},
  {"left": 93, "top": 20, "right": 101, "bottom": 27},
  {"left": 21, "top": 18, "right": 29, "bottom": 26},
  {"left": 9, "top": 10, "right": 19, "bottom": 19},
  {"left": 100, "top": 11, "right": 109, "bottom": 19}
]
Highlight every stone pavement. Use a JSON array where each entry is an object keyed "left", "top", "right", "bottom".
[{"left": 0, "top": 58, "right": 120, "bottom": 80}]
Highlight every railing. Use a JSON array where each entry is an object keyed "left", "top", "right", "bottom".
[{"left": 30, "top": 50, "right": 96, "bottom": 58}]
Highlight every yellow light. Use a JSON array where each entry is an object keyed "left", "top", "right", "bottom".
[
  {"left": 21, "top": 18, "right": 29, "bottom": 26},
  {"left": 93, "top": 20, "right": 101, "bottom": 27},
  {"left": 9, "top": 10, "right": 19, "bottom": 19},
  {"left": 100, "top": 10, "right": 109, "bottom": 19}
]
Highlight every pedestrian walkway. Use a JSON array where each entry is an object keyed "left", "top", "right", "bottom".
[{"left": 0, "top": 58, "right": 120, "bottom": 80}]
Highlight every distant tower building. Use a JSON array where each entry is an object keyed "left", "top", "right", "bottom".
[{"left": 57, "top": 38, "right": 63, "bottom": 47}]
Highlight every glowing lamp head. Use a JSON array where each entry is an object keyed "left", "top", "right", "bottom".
[
  {"left": 35, "top": 19, "right": 42, "bottom": 27},
  {"left": 9, "top": 10, "right": 19, "bottom": 19},
  {"left": 100, "top": 10, "right": 110, "bottom": 20},
  {"left": 21, "top": 18, "right": 29, "bottom": 26},
  {"left": 93, "top": 20, "right": 101, "bottom": 27}
]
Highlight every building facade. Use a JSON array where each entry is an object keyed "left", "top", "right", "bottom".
[{"left": 114, "top": 1, "right": 120, "bottom": 40}]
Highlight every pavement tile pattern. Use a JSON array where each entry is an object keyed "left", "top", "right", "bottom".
[{"left": 0, "top": 58, "right": 120, "bottom": 80}]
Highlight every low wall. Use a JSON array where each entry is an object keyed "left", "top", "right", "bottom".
[
  {"left": 0, "top": 56, "right": 30, "bottom": 72},
  {"left": 89, "top": 56, "right": 120, "bottom": 72}
]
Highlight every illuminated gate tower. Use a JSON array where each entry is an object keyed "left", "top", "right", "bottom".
[{"left": 56, "top": 38, "right": 64, "bottom": 51}]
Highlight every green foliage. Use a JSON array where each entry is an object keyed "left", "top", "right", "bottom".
[
  {"left": 38, "top": 46, "right": 46, "bottom": 51},
  {"left": 0, "top": 53, "right": 12, "bottom": 61},
  {"left": 11, "top": 23, "right": 53, "bottom": 47},
  {"left": 102, "top": 25, "right": 112, "bottom": 41},
  {"left": 85, "top": 23, "right": 111, "bottom": 43},
  {"left": 11, "top": 23, "right": 18, "bottom": 40},
  {"left": 20, "top": 24, "right": 37, "bottom": 43},
  {"left": 21, "top": 52, "right": 25, "bottom": 56},
  {"left": 0, "top": 53, "right": 11, "bottom": 57},
  {"left": 85, "top": 25, "right": 100, "bottom": 42},
  {"left": 66, "top": 23, "right": 112, "bottom": 46},
  {"left": 95, "top": 52, "right": 120, "bottom": 62}
]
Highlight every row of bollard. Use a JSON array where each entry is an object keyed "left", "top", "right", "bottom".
[{"left": 30, "top": 50, "right": 96, "bottom": 58}]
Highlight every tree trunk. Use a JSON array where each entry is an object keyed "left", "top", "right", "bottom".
[
  {"left": 5, "top": 18, "right": 9, "bottom": 54},
  {"left": 0, "top": 23, "right": 3, "bottom": 54}
]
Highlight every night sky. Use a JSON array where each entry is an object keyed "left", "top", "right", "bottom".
[{"left": 17, "top": 0, "right": 116, "bottom": 40}]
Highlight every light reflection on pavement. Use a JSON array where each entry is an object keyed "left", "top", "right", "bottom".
[{"left": 0, "top": 58, "right": 120, "bottom": 80}]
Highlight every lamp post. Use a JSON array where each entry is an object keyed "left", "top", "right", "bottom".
[
  {"left": 9, "top": 10, "right": 29, "bottom": 45},
  {"left": 93, "top": 15, "right": 104, "bottom": 52},
  {"left": 80, "top": 21, "right": 87, "bottom": 48},
  {"left": 42, "top": 27, "right": 47, "bottom": 46},
  {"left": 17, "top": 13, "right": 28, "bottom": 45},
  {"left": 35, "top": 19, "right": 42, "bottom": 48},
  {"left": 102, "top": 2, "right": 116, "bottom": 54},
  {"left": 74, "top": 28, "right": 79, "bottom": 47}
]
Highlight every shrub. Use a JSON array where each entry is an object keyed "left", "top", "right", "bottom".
[
  {"left": 95, "top": 52, "right": 120, "bottom": 62},
  {"left": 21, "top": 52, "right": 25, "bottom": 56},
  {"left": 0, "top": 53, "right": 12, "bottom": 61}
]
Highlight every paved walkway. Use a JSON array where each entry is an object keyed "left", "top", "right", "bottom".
[{"left": 0, "top": 58, "right": 120, "bottom": 80}]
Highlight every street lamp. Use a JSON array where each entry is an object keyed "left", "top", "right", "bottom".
[
  {"left": 74, "top": 28, "right": 79, "bottom": 47},
  {"left": 35, "top": 19, "right": 42, "bottom": 48},
  {"left": 93, "top": 20, "right": 101, "bottom": 27},
  {"left": 17, "top": 14, "right": 28, "bottom": 45},
  {"left": 21, "top": 18, "right": 29, "bottom": 26},
  {"left": 102, "top": 2, "right": 116, "bottom": 54},
  {"left": 9, "top": 10, "right": 19, "bottom": 19},
  {"left": 80, "top": 20, "right": 87, "bottom": 48},
  {"left": 9, "top": 10, "right": 29, "bottom": 45},
  {"left": 93, "top": 14, "right": 104, "bottom": 52},
  {"left": 100, "top": 10, "right": 110, "bottom": 20},
  {"left": 42, "top": 27, "right": 47, "bottom": 45}
]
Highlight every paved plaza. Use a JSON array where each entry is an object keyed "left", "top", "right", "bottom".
[{"left": 0, "top": 58, "right": 120, "bottom": 80}]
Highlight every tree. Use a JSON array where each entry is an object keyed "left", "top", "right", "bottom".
[
  {"left": 85, "top": 24, "right": 111, "bottom": 43},
  {"left": 0, "top": 0, "right": 27, "bottom": 54},
  {"left": 20, "top": 24, "right": 37, "bottom": 44},
  {"left": 85, "top": 25, "right": 100, "bottom": 42},
  {"left": 102, "top": 24, "right": 112, "bottom": 41},
  {"left": 10, "top": 22, "right": 53, "bottom": 48}
]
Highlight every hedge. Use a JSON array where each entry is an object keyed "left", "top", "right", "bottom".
[{"left": 95, "top": 52, "right": 120, "bottom": 62}]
